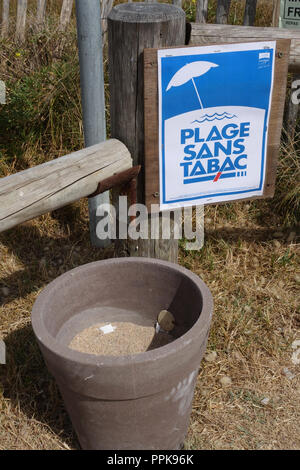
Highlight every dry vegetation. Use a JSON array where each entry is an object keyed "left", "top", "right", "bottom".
[{"left": 0, "top": 0, "right": 299, "bottom": 450}]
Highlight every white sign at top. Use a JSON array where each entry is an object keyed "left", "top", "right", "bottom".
[
  {"left": 157, "top": 42, "right": 276, "bottom": 211},
  {"left": 279, "top": 0, "right": 300, "bottom": 29}
]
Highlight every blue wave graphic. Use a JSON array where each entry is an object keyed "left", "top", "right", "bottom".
[{"left": 191, "top": 112, "right": 237, "bottom": 124}]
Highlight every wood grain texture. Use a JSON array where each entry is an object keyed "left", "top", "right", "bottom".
[
  {"left": 243, "top": 0, "right": 257, "bottom": 26},
  {"left": 0, "top": 139, "right": 132, "bottom": 233},
  {"left": 108, "top": 3, "right": 186, "bottom": 262},
  {"left": 196, "top": 0, "right": 208, "bottom": 23},
  {"left": 216, "top": 0, "right": 231, "bottom": 24},
  {"left": 15, "top": 0, "right": 27, "bottom": 42},
  {"left": 144, "top": 39, "right": 290, "bottom": 209},
  {"left": 190, "top": 23, "right": 300, "bottom": 72}
]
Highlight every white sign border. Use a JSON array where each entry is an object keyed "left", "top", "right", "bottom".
[{"left": 157, "top": 41, "right": 276, "bottom": 211}]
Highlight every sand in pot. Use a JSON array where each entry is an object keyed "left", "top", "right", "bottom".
[{"left": 68, "top": 321, "right": 174, "bottom": 356}]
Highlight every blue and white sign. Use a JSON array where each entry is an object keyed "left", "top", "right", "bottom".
[{"left": 158, "top": 42, "right": 276, "bottom": 211}]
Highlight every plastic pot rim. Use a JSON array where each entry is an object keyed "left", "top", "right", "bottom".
[{"left": 31, "top": 257, "right": 213, "bottom": 367}]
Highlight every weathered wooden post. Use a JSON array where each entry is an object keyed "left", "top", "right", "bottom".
[
  {"left": 196, "top": 0, "right": 208, "bottom": 23},
  {"left": 15, "top": 0, "right": 27, "bottom": 43},
  {"left": 59, "top": 0, "right": 73, "bottom": 32},
  {"left": 36, "top": 0, "right": 47, "bottom": 29},
  {"left": 243, "top": 0, "right": 257, "bottom": 26},
  {"left": 108, "top": 3, "right": 186, "bottom": 262},
  {"left": 216, "top": 0, "right": 231, "bottom": 24}
]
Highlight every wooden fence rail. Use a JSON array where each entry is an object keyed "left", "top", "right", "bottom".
[
  {"left": 190, "top": 23, "right": 300, "bottom": 72},
  {"left": 0, "top": 139, "right": 132, "bottom": 233}
]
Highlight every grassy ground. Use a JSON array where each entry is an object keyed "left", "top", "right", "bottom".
[{"left": 0, "top": 0, "right": 299, "bottom": 450}]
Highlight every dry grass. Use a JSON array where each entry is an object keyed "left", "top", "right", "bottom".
[
  {"left": 0, "top": 0, "right": 299, "bottom": 451},
  {"left": 0, "top": 199, "right": 299, "bottom": 450},
  {"left": 183, "top": 202, "right": 300, "bottom": 450}
]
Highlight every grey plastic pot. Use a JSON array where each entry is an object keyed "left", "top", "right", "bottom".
[{"left": 31, "top": 257, "right": 213, "bottom": 450}]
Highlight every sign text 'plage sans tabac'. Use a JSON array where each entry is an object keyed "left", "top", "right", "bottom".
[{"left": 157, "top": 42, "right": 276, "bottom": 211}]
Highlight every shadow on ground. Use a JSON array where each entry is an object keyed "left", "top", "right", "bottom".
[
  {"left": 0, "top": 211, "right": 116, "bottom": 306},
  {"left": 0, "top": 323, "right": 80, "bottom": 449}
]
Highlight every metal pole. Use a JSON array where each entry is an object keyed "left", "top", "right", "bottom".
[{"left": 75, "top": 0, "right": 110, "bottom": 247}]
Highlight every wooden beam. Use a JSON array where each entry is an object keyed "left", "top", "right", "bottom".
[
  {"left": 0, "top": 139, "right": 132, "bottom": 233},
  {"left": 190, "top": 23, "right": 300, "bottom": 72}
]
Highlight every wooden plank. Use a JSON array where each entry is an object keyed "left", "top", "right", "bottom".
[
  {"left": 264, "top": 39, "right": 290, "bottom": 196},
  {"left": 59, "top": 0, "right": 73, "bottom": 31},
  {"left": 196, "top": 0, "right": 208, "bottom": 23},
  {"left": 144, "top": 48, "right": 160, "bottom": 211},
  {"left": 1, "top": 0, "right": 10, "bottom": 38},
  {"left": 144, "top": 39, "right": 290, "bottom": 210},
  {"left": 15, "top": 0, "right": 27, "bottom": 43},
  {"left": 216, "top": 0, "right": 231, "bottom": 24},
  {"left": 0, "top": 139, "right": 132, "bottom": 233},
  {"left": 243, "top": 0, "right": 257, "bottom": 26},
  {"left": 190, "top": 23, "right": 300, "bottom": 72}
]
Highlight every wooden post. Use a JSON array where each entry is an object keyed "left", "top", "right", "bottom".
[
  {"left": 0, "top": 139, "right": 132, "bottom": 233},
  {"left": 59, "top": 0, "right": 73, "bottom": 32},
  {"left": 1, "top": 0, "right": 10, "bottom": 38},
  {"left": 108, "top": 3, "right": 186, "bottom": 262},
  {"left": 36, "top": 0, "right": 46, "bottom": 29},
  {"left": 15, "top": 0, "right": 27, "bottom": 43},
  {"left": 216, "top": 0, "right": 231, "bottom": 24},
  {"left": 196, "top": 0, "right": 208, "bottom": 23},
  {"left": 243, "top": 0, "right": 257, "bottom": 26}
]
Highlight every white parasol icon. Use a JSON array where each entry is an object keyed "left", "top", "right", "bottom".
[{"left": 166, "top": 61, "right": 219, "bottom": 109}]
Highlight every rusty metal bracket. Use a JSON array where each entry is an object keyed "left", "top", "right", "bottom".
[{"left": 88, "top": 166, "right": 141, "bottom": 220}]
